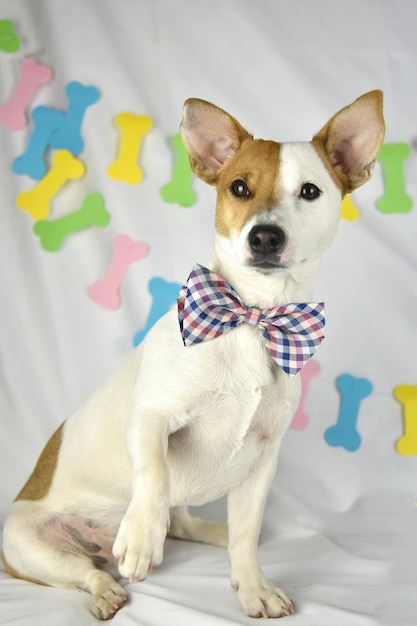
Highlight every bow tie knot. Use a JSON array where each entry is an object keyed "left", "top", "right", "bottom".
[
  {"left": 244, "top": 308, "right": 263, "bottom": 326},
  {"left": 177, "top": 264, "right": 325, "bottom": 376}
]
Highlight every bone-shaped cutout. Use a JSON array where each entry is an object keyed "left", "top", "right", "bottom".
[
  {"left": 132, "top": 277, "right": 181, "bottom": 347},
  {"left": 0, "top": 58, "right": 53, "bottom": 131},
  {"left": 0, "top": 19, "right": 21, "bottom": 52},
  {"left": 394, "top": 384, "right": 417, "bottom": 456},
  {"left": 49, "top": 81, "right": 100, "bottom": 156},
  {"left": 160, "top": 133, "right": 196, "bottom": 208},
  {"left": 16, "top": 150, "right": 85, "bottom": 220},
  {"left": 340, "top": 194, "right": 359, "bottom": 221},
  {"left": 33, "top": 193, "right": 111, "bottom": 252},
  {"left": 377, "top": 143, "right": 413, "bottom": 214},
  {"left": 107, "top": 113, "right": 153, "bottom": 185},
  {"left": 12, "top": 106, "right": 65, "bottom": 180},
  {"left": 87, "top": 234, "right": 148, "bottom": 310},
  {"left": 290, "top": 359, "right": 321, "bottom": 430},
  {"left": 324, "top": 373, "right": 373, "bottom": 452}
]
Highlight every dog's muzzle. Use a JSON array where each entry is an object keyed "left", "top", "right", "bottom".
[{"left": 247, "top": 225, "right": 286, "bottom": 269}]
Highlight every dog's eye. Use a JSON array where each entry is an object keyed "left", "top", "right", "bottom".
[
  {"left": 230, "top": 179, "right": 250, "bottom": 198},
  {"left": 300, "top": 183, "right": 321, "bottom": 201}
]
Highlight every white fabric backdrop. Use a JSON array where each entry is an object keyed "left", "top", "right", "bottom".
[{"left": 0, "top": 1, "right": 416, "bottom": 624}]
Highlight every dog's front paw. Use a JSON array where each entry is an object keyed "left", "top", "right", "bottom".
[
  {"left": 112, "top": 507, "right": 169, "bottom": 583},
  {"left": 233, "top": 579, "right": 294, "bottom": 619}
]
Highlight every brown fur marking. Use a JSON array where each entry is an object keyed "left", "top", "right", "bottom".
[
  {"left": 14, "top": 423, "right": 64, "bottom": 502},
  {"left": 215, "top": 139, "right": 281, "bottom": 237}
]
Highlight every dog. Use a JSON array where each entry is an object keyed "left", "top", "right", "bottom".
[{"left": 2, "top": 91, "right": 384, "bottom": 620}]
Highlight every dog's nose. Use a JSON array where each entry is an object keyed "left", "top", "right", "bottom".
[{"left": 248, "top": 225, "right": 286, "bottom": 256}]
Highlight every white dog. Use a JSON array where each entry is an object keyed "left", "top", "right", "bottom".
[{"left": 3, "top": 92, "right": 384, "bottom": 619}]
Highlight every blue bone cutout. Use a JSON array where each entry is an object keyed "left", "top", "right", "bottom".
[
  {"left": 49, "top": 81, "right": 100, "bottom": 156},
  {"left": 132, "top": 277, "right": 181, "bottom": 347},
  {"left": 12, "top": 106, "right": 65, "bottom": 180},
  {"left": 324, "top": 373, "right": 373, "bottom": 452}
]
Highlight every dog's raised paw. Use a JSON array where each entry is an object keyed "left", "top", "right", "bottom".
[
  {"left": 112, "top": 509, "right": 168, "bottom": 582},
  {"left": 91, "top": 581, "right": 127, "bottom": 620},
  {"left": 235, "top": 582, "right": 294, "bottom": 619}
]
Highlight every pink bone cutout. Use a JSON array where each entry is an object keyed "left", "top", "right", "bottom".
[
  {"left": 290, "top": 359, "right": 321, "bottom": 430},
  {"left": 0, "top": 58, "right": 53, "bottom": 131},
  {"left": 87, "top": 234, "right": 148, "bottom": 310}
]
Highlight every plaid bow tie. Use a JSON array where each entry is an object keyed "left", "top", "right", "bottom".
[{"left": 177, "top": 264, "right": 325, "bottom": 376}]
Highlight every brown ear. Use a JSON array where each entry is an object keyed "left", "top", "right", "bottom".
[
  {"left": 180, "top": 98, "right": 251, "bottom": 184},
  {"left": 312, "top": 90, "right": 385, "bottom": 193}
]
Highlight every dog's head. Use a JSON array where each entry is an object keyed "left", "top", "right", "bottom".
[{"left": 180, "top": 92, "right": 384, "bottom": 277}]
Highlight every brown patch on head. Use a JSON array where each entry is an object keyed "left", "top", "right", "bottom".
[
  {"left": 14, "top": 423, "right": 64, "bottom": 502},
  {"left": 2, "top": 551, "right": 47, "bottom": 586},
  {"left": 215, "top": 139, "right": 281, "bottom": 237},
  {"left": 180, "top": 98, "right": 281, "bottom": 236}
]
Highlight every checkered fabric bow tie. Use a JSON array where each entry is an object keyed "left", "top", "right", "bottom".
[{"left": 177, "top": 264, "right": 325, "bottom": 377}]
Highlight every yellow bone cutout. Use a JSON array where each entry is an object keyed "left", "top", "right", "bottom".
[
  {"left": 16, "top": 150, "right": 85, "bottom": 220},
  {"left": 107, "top": 113, "right": 153, "bottom": 185},
  {"left": 394, "top": 384, "right": 417, "bottom": 456}
]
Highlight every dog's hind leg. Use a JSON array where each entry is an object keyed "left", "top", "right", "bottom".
[
  {"left": 3, "top": 506, "right": 127, "bottom": 620},
  {"left": 168, "top": 506, "right": 228, "bottom": 547},
  {"left": 4, "top": 548, "right": 127, "bottom": 620}
]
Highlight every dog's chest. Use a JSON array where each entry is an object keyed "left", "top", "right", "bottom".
[{"left": 166, "top": 326, "right": 296, "bottom": 505}]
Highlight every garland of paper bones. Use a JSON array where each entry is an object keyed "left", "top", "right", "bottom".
[{"left": 1, "top": 43, "right": 416, "bottom": 455}]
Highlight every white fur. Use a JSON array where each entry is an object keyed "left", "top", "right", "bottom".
[{"left": 3, "top": 93, "right": 384, "bottom": 620}]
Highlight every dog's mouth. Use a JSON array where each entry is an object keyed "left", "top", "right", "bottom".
[{"left": 247, "top": 259, "right": 289, "bottom": 274}]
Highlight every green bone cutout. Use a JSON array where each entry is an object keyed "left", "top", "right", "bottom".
[
  {"left": 376, "top": 143, "right": 413, "bottom": 214},
  {"left": 33, "top": 192, "right": 111, "bottom": 252},
  {"left": 160, "top": 132, "right": 196, "bottom": 208},
  {"left": 0, "top": 19, "right": 20, "bottom": 52}
]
